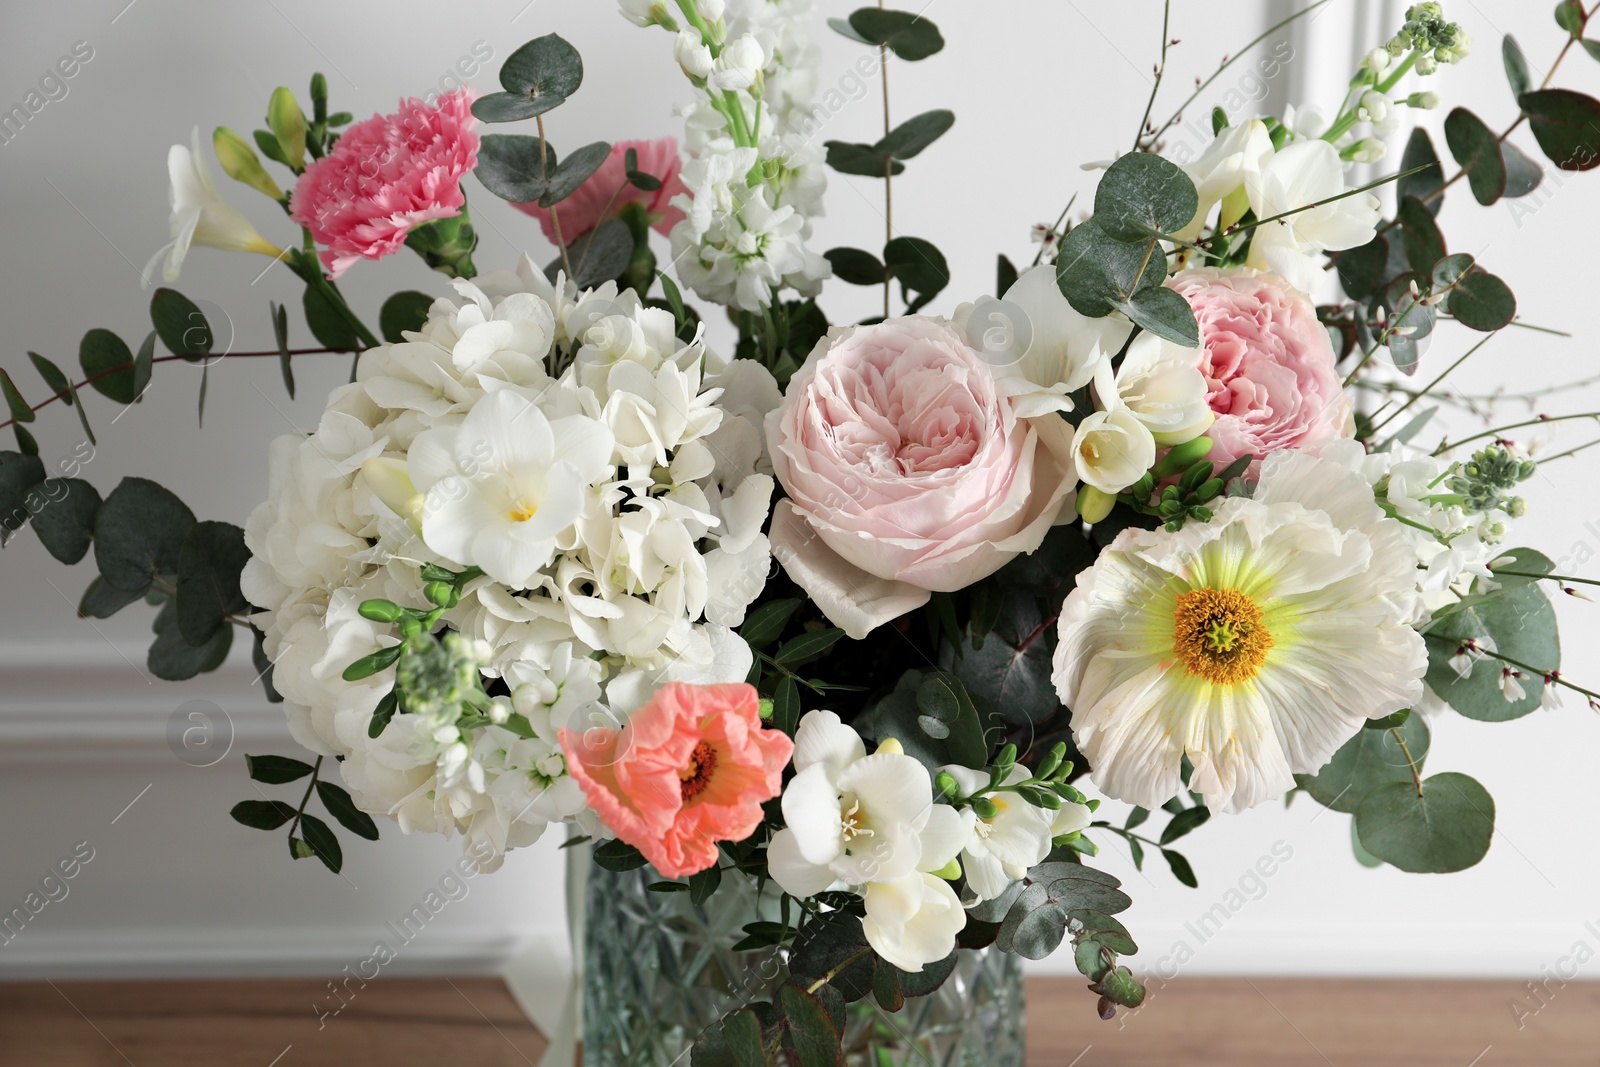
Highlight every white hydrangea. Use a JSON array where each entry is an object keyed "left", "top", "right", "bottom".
[{"left": 242, "top": 255, "right": 781, "bottom": 868}]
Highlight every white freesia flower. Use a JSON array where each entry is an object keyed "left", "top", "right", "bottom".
[
  {"left": 953, "top": 265, "right": 1133, "bottom": 418},
  {"left": 1101, "top": 335, "right": 1214, "bottom": 446},
  {"left": 1053, "top": 449, "right": 1427, "bottom": 813},
  {"left": 1177, "top": 119, "right": 1271, "bottom": 240},
  {"left": 406, "top": 389, "right": 615, "bottom": 587},
  {"left": 938, "top": 766, "right": 1057, "bottom": 902},
  {"left": 862, "top": 871, "right": 967, "bottom": 972},
  {"left": 1244, "top": 139, "right": 1382, "bottom": 292},
  {"left": 1071, "top": 404, "right": 1157, "bottom": 495},
  {"left": 144, "top": 127, "right": 283, "bottom": 285}
]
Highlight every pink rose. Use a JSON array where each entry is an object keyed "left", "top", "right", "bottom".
[
  {"left": 559, "top": 683, "right": 792, "bottom": 879},
  {"left": 513, "top": 137, "right": 687, "bottom": 243},
  {"left": 289, "top": 89, "right": 480, "bottom": 279},
  {"left": 767, "top": 318, "right": 1078, "bottom": 640},
  {"left": 1168, "top": 267, "right": 1353, "bottom": 469}
]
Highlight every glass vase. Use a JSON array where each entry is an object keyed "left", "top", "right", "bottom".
[{"left": 580, "top": 860, "right": 1025, "bottom": 1066}]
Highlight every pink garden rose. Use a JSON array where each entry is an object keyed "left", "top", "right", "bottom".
[
  {"left": 514, "top": 137, "right": 687, "bottom": 242},
  {"left": 560, "top": 682, "right": 792, "bottom": 878},
  {"left": 290, "top": 88, "right": 480, "bottom": 279},
  {"left": 767, "top": 318, "right": 1078, "bottom": 640},
  {"left": 1168, "top": 267, "right": 1353, "bottom": 469}
]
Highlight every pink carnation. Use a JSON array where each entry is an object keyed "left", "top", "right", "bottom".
[
  {"left": 290, "top": 89, "right": 480, "bottom": 279},
  {"left": 560, "top": 683, "right": 793, "bottom": 878},
  {"left": 513, "top": 137, "right": 687, "bottom": 242},
  {"left": 1168, "top": 267, "right": 1353, "bottom": 469}
]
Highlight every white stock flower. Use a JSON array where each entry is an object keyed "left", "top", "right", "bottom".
[
  {"left": 1071, "top": 404, "right": 1157, "bottom": 495},
  {"left": 144, "top": 127, "right": 284, "bottom": 285},
  {"left": 407, "top": 388, "right": 615, "bottom": 587},
  {"left": 710, "top": 34, "right": 766, "bottom": 92},
  {"left": 1244, "top": 139, "right": 1382, "bottom": 292},
  {"left": 952, "top": 265, "right": 1133, "bottom": 418},
  {"left": 619, "top": 0, "right": 677, "bottom": 28},
  {"left": 676, "top": 31, "right": 715, "bottom": 79}
]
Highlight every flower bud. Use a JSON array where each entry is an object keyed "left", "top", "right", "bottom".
[
  {"left": 267, "top": 86, "right": 307, "bottom": 170},
  {"left": 1151, "top": 436, "right": 1213, "bottom": 479},
  {"left": 1416, "top": 54, "right": 1438, "bottom": 75},
  {"left": 213, "top": 127, "right": 283, "bottom": 200},
  {"left": 359, "top": 598, "right": 403, "bottom": 623},
  {"left": 698, "top": 0, "right": 726, "bottom": 21},
  {"left": 488, "top": 696, "right": 512, "bottom": 725},
  {"left": 675, "top": 30, "right": 714, "bottom": 79},
  {"left": 935, "top": 771, "right": 960, "bottom": 798},
  {"left": 1405, "top": 91, "right": 1441, "bottom": 109},
  {"left": 1363, "top": 48, "right": 1392, "bottom": 73},
  {"left": 1347, "top": 138, "right": 1387, "bottom": 164},
  {"left": 1075, "top": 485, "right": 1116, "bottom": 525},
  {"left": 876, "top": 737, "right": 904, "bottom": 756},
  {"left": 1359, "top": 91, "right": 1390, "bottom": 123}
]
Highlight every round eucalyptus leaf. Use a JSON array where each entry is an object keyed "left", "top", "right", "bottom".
[
  {"left": 94, "top": 477, "right": 196, "bottom": 594},
  {"left": 498, "top": 33, "right": 583, "bottom": 103},
  {"left": 1093, "top": 153, "right": 1199, "bottom": 243},
  {"left": 1443, "top": 108, "right": 1507, "bottom": 205},
  {"left": 1446, "top": 270, "right": 1516, "bottom": 331},
  {"left": 476, "top": 134, "right": 558, "bottom": 203},
  {"left": 1518, "top": 89, "right": 1600, "bottom": 171},
  {"left": 1355, "top": 772, "right": 1495, "bottom": 874},
  {"left": 379, "top": 291, "right": 435, "bottom": 344},
  {"left": 30, "top": 478, "right": 101, "bottom": 565},
  {"left": 1424, "top": 582, "right": 1556, "bottom": 720},
  {"left": 847, "top": 8, "right": 945, "bottom": 60},
  {"left": 1055, "top": 218, "right": 1164, "bottom": 319},
  {"left": 1295, "top": 713, "right": 1430, "bottom": 814}
]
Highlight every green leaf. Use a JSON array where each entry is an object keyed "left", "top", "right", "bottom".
[
  {"left": 367, "top": 690, "right": 398, "bottom": 739},
  {"left": 1425, "top": 583, "right": 1556, "bottom": 720},
  {"left": 883, "top": 236, "right": 949, "bottom": 308},
  {"left": 1295, "top": 713, "right": 1430, "bottom": 813},
  {"left": 687, "top": 862, "right": 722, "bottom": 906},
  {"left": 342, "top": 644, "right": 401, "bottom": 682},
  {"left": 498, "top": 33, "right": 584, "bottom": 106},
  {"left": 290, "top": 837, "right": 315, "bottom": 860},
  {"left": 894, "top": 950, "right": 957, "bottom": 998},
  {"left": 149, "top": 288, "right": 213, "bottom": 358},
  {"left": 132, "top": 331, "right": 154, "bottom": 399},
  {"left": 1431, "top": 252, "right": 1475, "bottom": 290},
  {"left": 691, "top": 1008, "right": 767, "bottom": 1067},
  {"left": 1583, "top": 38, "right": 1600, "bottom": 61},
  {"left": 1093, "top": 153, "right": 1200, "bottom": 243},
  {"left": 775, "top": 627, "right": 845, "bottom": 666},
  {"left": 254, "top": 128, "right": 290, "bottom": 168},
  {"left": 1162, "top": 848, "right": 1198, "bottom": 888},
  {"left": 1504, "top": 34, "right": 1532, "bottom": 99},
  {"left": 246, "top": 754, "right": 315, "bottom": 784},
  {"left": 788, "top": 912, "right": 875, "bottom": 1003},
  {"left": 1114, "top": 285, "right": 1199, "bottom": 347},
  {"left": 0, "top": 451, "right": 44, "bottom": 538},
  {"left": 476, "top": 133, "right": 559, "bottom": 202},
  {"left": 1397, "top": 128, "right": 1445, "bottom": 215},
  {"left": 1446, "top": 269, "right": 1516, "bottom": 331},
  {"left": 1397, "top": 195, "right": 1447, "bottom": 274},
  {"left": 876, "top": 109, "right": 954, "bottom": 160},
  {"left": 149, "top": 597, "right": 232, "bottom": 681},
  {"left": 945, "top": 588, "right": 1058, "bottom": 727},
  {"left": 827, "top": 16, "right": 874, "bottom": 45},
  {"left": 1501, "top": 141, "right": 1545, "bottom": 198},
  {"left": 1355, "top": 772, "right": 1495, "bottom": 874},
  {"left": 175, "top": 520, "right": 250, "bottom": 645},
  {"left": 1336, "top": 238, "right": 1389, "bottom": 301},
  {"left": 302, "top": 285, "right": 361, "bottom": 351},
  {"left": 738, "top": 598, "right": 802, "bottom": 649},
  {"left": 823, "top": 140, "right": 903, "bottom": 178},
  {"left": 824, "top": 247, "right": 884, "bottom": 286},
  {"left": 470, "top": 92, "right": 550, "bottom": 123},
  {"left": 539, "top": 141, "right": 611, "bottom": 208},
  {"left": 1351, "top": 816, "right": 1385, "bottom": 868},
  {"left": 1443, "top": 108, "right": 1507, "bottom": 206},
  {"left": 772, "top": 676, "right": 802, "bottom": 735},
  {"left": 914, "top": 672, "right": 989, "bottom": 769},
  {"left": 1158, "top": 805, "right": 1210, "bottom": 845},
  {"left": 779, "top": 985, "right": 844, "bottom": 1066},
  {"left": 12, "top": 424, "right": 36, "bottom": 457},
  {"left": 1556, "top": 0, "right": 1587, "bottom": 35},
  {"left": 379, "top": 291, "right": 434, "bottom": 344},
  {"left": 230, "top": 799, "right": 298, "bottom": 831},
  {"left": 30, "top": 479, "right": 101, "bottom": 565},
  {"left": 270, "top": 301, "right": 294, "bottom": 399},
  {"left": 28, "top": 351, "right": 72, "bottom": 400},
  {"left": 1518, "top": 89, "right": 1600, "bottom": 171},
  {"left": 78, "top": 575, "right": 145, "bottom": 619},
  {"left": 554, "top": 218, "right": 635, "bottom": 289},
  {"left": 0, "top": 370, "right": 33, "bottom": 425},
  {"left": 592, "top": 839, "right": 648, "bottom": 871},
  {"left": 93, "top": 477, "right": 196, "bottom": 594},
  {"left": 79, "top": 329, "right": 137, "bottom": 404},
  {"left": 300, "top": 812, "right": 344, "bottom": 874},
  {"left": 847, "top": 8, "right": 945, "bottom": 60},
  {"left": 1055, "top": 217, "right": 1166, "bottom": 319},
  {"left": 1484, "top": 547, "right": 1555, "bottom": 594}
]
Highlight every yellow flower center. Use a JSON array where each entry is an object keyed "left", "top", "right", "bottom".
[
  {"left": 1172, "top": 587, "right": 1273, "bottom": 686},
  {"left": 507, "top": 498, "right": 538, "bottom": 523}
]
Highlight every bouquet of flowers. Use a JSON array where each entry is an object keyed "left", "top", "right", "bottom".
[{"left": 6, "top": 0, "right": 1600, "bottom": 1062}]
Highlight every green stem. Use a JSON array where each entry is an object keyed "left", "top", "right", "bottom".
[
  {"left": 1132, "top": 0, "right": 1173, "bottom": 152},
  {"left": 288, "top": 756, "right": 324, "bottom": 842},
  {"left": 1206, "top": 164, "right": 1428, "bottom": 245},
  {"left": 673, "top": 0, "right": 718, "bottom": 54},
  {"left": 1432, "top": 412, "right": 1600, "bottom": 456},
  {"left": 1490, "top": 568, "right": 1600, "bottom": 588},
  {"left": 1369, "top": 333, "right": 1496, "bottom": 434},
  {"left": 1390, "top": 729, "right": 1423, "bottom": 797},
  {"left": 1479, "top": 648, "right": 1600, "bottom": 703}
]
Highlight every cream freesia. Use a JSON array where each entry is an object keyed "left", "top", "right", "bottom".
[
  {"left": 143, "top": 127, "right": 283, "bottom": 285},
  {"left": 1243, "top": 139, "right": 1382, "bottom": 292}
]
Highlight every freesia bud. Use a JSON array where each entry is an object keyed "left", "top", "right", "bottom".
[
  {"left": 876, "top": 737, "right": 904, "bottom": 756},
  {"left": 267, "top": 86, "right": 307, "bottom": 170},
  {"left": 1071, "top": 405, "right": 1157, "bottom": 495},
  {"left": 1076, "top": 485, "right": 1116, "bottom": 525},
  {"left": 213, "top": 127, "right": 283, "bottom": 200}
]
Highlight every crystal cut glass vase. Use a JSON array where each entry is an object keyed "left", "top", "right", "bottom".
[{"left": 581, "top": 862, "right": 1025, "bottom": 1066}]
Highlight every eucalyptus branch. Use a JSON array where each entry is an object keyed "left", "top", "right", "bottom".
[
  {"left": 1390, "top": 729, "right": 1423, "bottom": 797},
  {"left": 1369, "top": 333, "right": 1496, "bottom": 434},
  {"left": 536, "top": 114, "right": 575, "bottom": 281},
  {"left": 1146, "top": 0, "right": 1332, "bottom": 148},
  {"left": 1132, "top": 0, "right": 1174, "bottom": 153},
  {"left": 1432, "top": 412, "right": 1600, "bottom": 455},
  {"left": 805, "top": 948, "right": 874, "bottom": 995}
]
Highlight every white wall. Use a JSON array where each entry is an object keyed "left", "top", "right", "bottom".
[{"left": 2, "top": 0, "right": 1597, "bottom": 993}]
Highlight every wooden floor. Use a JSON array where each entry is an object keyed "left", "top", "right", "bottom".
[{"left": 1, "top": 975, "right": 1596, "bottom": 1066}]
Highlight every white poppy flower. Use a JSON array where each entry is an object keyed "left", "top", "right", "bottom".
[
  {"left": 407, "top": 389, "right": 614, "bottom": 587},
  {"left": 144, "top": 127, "right": 283, "bottom": 285}
]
